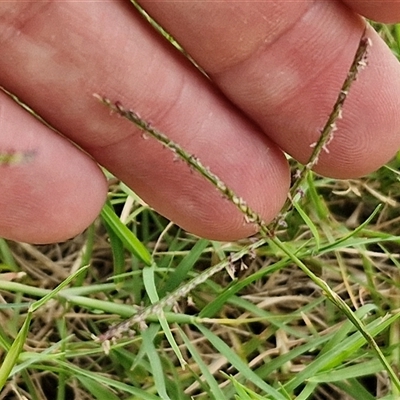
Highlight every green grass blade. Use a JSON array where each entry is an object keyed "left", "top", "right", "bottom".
[
  {"left": 227, "top": 375, "right": 288, "bottom": 400},
  {"left": 78, "top": 376, "right": 121, "bottom": 400},
  {"left": 143, "top": 264, "right": 160, "bottom": 304},
  {"left": 159, "top": 238, "right": 209, "bottom": 296},
  {"left": 394, "top": 23, "right": 400, "bottom": 54},
  {"left": 294, "top": 382, "right": 318, "bottom": 400},
  {"left": 334, "top": 379, "right": 377, "bottom": 400},
  {"left": 318, "top": 304, "right": 377, "bottom": 356},
  {"left": 318, "top": 204, "right": 382, "bottom": 254},
  {"left": 0, "top": 266, "right": 88, "bottom": 390},
  {"left": 179, "top": 327, "right": 226, "bottom": 399},
  {"left": 309, "top": 359, "right": 383, "bottom": 383},
  {"left": 0, "top": 312, "right": 32, "bottom": 390},
  {"left": 61, "top": 360, "right": 162, "bottom": 399},
  {"left": 0, "top": 238, "right": 18, "bottom": 271},
  {"left": 283, "top": 312, "right": 400, "bottom": 392},
  {"left": 29, "top": 265, "right": 89, "bottom": 312},
  {"left": 196, "top": 324, "right": 287, "bottom": 400},
  {"left": 271, "top": 234, "right": 400, "bottom": 391},
  {"left": 101, "top": 202, "right": 152, "bottom": 266},
  {"left": 142, "top": 324, "right": 172, "bottom": 400},
  {"left": 142, "top": 265, "right": 186, "bottom": 368},
  {"left": 292, "top": 201, "right": 320, "bottom": 249}
]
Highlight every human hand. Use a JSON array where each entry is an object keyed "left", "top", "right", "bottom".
[{"left": 0, "top": 1, "right": 399, "bottom": 243}]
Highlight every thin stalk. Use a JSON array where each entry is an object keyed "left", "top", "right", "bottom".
[
  {"left": 96, "top": 237, "right": 267, "bottom": 343},
  {"left": 272, "top": 29, "right": 371, "bottom": 230},
  {"left": 94, "top": 94, "right": 271, "bottom": 237}
]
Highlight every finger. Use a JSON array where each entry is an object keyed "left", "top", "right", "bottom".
[
  {"left": 341, "top": 0, "right": 400, "bottom": 23},
  {"left": 141, "top": 1, "right": 400, "bottom": 179},
  {"left": 0, "top": 91, "right": 107, "bottom": 243},
  {"left": 0, "top": 2, "right": 290, "bottom": 242}
]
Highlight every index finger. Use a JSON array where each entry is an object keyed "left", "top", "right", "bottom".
[{"left": 0, "top": 2, "right": 289, "bottom": 241}]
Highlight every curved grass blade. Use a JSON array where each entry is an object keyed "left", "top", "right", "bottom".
[
  {"left": 196, "top": 324, "right": 287, "bottom": 400},
  {"left": 101, "top": 201, "right": 152, "bottom": 266},
  {"left": 178, "top": 326, "right": 226, "bottom": 399},
  {"left": 0, "top": 266, "right": 88, "bottom": 390},
  {"left": 143, "top": 264, "right": 186, "bottom": 368}
]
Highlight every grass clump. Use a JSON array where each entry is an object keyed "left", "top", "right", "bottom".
[{"left": 1, "top": 16, "right": 400, "bottom": 400}]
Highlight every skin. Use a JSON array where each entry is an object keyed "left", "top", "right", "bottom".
[{"left": 0, "top": 1, "right": 399, "bottom": 243}]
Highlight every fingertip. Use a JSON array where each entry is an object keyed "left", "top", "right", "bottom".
[
  {"left": 341, "top": 0, "right": 400, "bottom": 23},
  {"left": 0, "top": 93, "right": 107, "bottom": 244},
  {"left": 0, "top": 153, "right": 108, "bottom": 245}
]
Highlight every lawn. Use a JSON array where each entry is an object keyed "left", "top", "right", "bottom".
[{"left": 0, "top": 14, "right": 400, "bottom": 400}]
